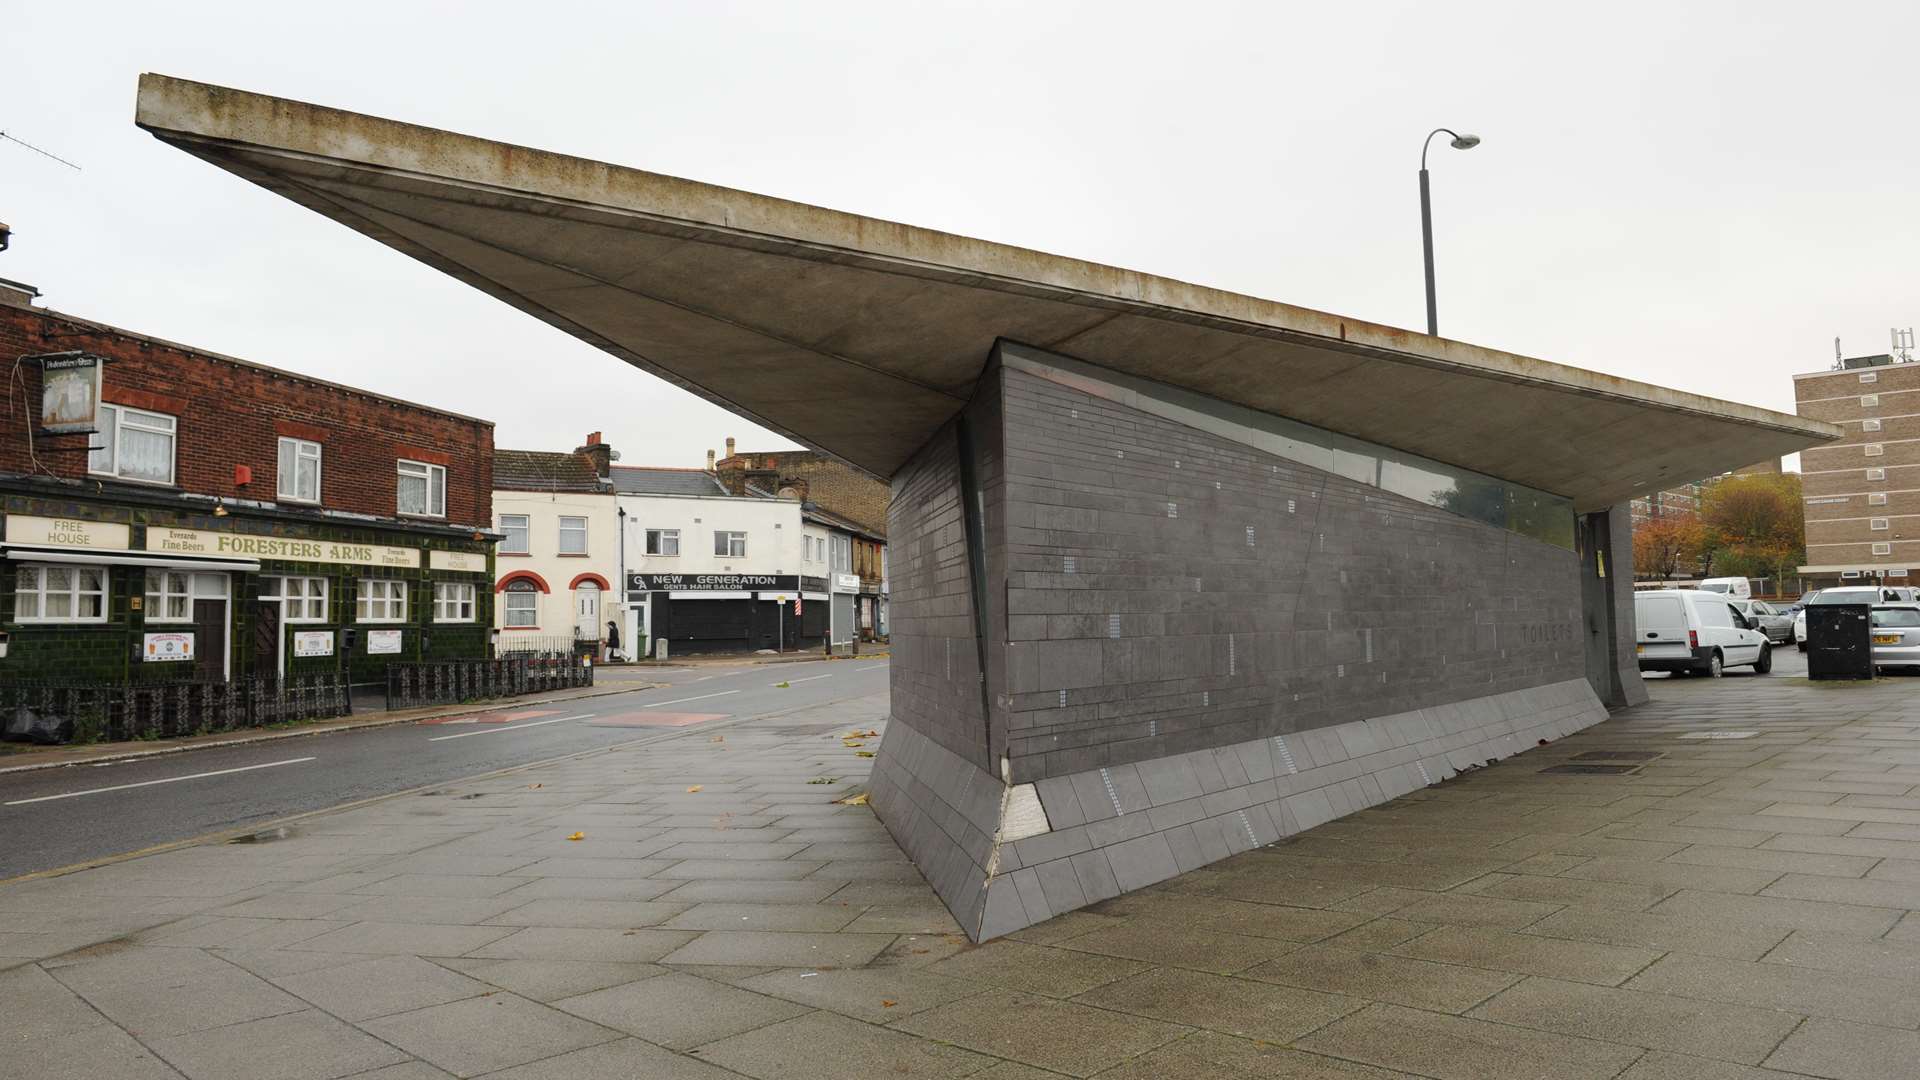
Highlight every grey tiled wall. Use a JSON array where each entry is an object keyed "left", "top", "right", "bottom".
[
  {"left": 874, "top": 345, "right": 1611, "bottom": 940},
  {"left": 997, "top": 362, "right": 1586, "bottom": 784}
]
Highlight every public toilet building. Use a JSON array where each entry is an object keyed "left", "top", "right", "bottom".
[{"left": 135, "top": 75, "right": 1840, "bottom": 938}]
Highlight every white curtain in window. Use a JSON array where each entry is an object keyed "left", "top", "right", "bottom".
[
  {"left": 119, "top": 426, "right": 173, "bottom": 483},
  {"left": 398, "top": 471, "right": 428, "bottom": 514}
]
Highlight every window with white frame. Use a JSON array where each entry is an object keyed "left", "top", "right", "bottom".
[
  {"left": 1862, "top": 372, "right": 1879, "bottom": 383},
  {"left": 1844, "top": 569, "right": 1864, "bottom": 578},
  {"left": 277, "top": 437, "right": 322, "bottom": 502},
  {"left": 499, "top": 514, "right": 530, "bottom": 554},
  {"left": 356, "top": 579, "right": 407, "bottom": 622},
  {"left": 144, "top": 570, "right": 192, "bottom": 621},
  {"left": 830, "top": 533, "right": 852, "bottom": 572},
  {"left": 433, "top": 582, "right": 476, "bottom": 622},
  {"left": 1869, "top": 468, "right": 1887, "bottom": 480},
  {"left": 88, "top": 404, "right": 176, "bottom": 485},
  {"left": 1871, "top": 493, "right": 1890, "bottom": 506},
  {"left": 558, "top": 516, "right": 588, "bottom": 555},
  {"left": 503, "top": 579, "right": 539, "bottom": 627},
  {"left": 714, "top": 530, "right": 747, "bottom": 558},
  {"left": 264, "top": 576, "right": 328, "bottom": 622},
  {"left": 1872, "top": 518, "right": 1890, "bottom": 531},
  {"left": 1867, "top": 444, "right": 1885, "bottom": 457},
  {"left": 16, "top": 565, "right": 107, "bottom": 623},
  {"left": 1864, "top": 419, "right": 1883, "bottom": 432},
  {"left": 645, "top": 528, "right": 679, "bottom": 556},
  {"left": 397, "top": 460, "right": 446, "bottom": 517},
  {"left": 1874, "top": 543, "right": 1894, "bottom": 556},
  {"left": 1863, "top": 394, "right": 1881, "bottom": 407}
]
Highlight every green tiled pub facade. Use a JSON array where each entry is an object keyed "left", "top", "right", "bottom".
[{"left": 1, "top": 486, "right": 494, "bottom": 692}]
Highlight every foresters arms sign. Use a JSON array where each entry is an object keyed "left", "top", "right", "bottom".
[{"left": 145, "top": 528, "right": 421, "bottom": 568}]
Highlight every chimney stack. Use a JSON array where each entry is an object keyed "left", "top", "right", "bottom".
[
  {"left": 706, "top": 449, "right": 716, "bottom": 472},
  {"left": 725, "top": 436, "right": 736, "bottom": 460},
  {"left": 574, "top": 432, "right": 612, "bottom": 479}
]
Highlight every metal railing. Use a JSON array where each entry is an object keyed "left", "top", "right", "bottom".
[
  {"left": 385, "top": 655, "right": 593, "bottom": 711},
  {"left": 0, "top": 673, "right": 349, "bottom": 744}
]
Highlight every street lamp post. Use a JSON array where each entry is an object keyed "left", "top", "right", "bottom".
[{"left": 1419, "top": 127, "right": 1481, "bottom": 337}]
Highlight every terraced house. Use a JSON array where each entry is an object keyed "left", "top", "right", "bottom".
[{"left": 0, "top": 279, "right": 496, "bottom": 703}]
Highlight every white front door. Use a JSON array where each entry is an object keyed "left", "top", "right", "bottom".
[{"left": 575, "top": 582, "right": 601, "bottom": 641}]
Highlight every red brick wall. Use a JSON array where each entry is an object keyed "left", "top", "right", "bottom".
[{"left": 0, "top": 303, "right": 493, "bottom": 528}]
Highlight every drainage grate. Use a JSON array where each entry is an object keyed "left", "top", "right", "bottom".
[
  {"left": 1541, "top": 763, "right": 1642, "bottom": 776},
  {"left": 1570, "top": 750, "right": 1664, "bottom": 762}
]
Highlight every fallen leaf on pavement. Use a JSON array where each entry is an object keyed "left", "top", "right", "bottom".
[
  {"left": 566, "top": 832, "right": 586, "bottom": 841},
  {"left": 710, "top": 735, "right": 725, "bottom": 743},
  {"left": 687, "top": 785, "right": 704, "bottom": 793},
  {"left": 775, "top": 681, "right": 790, "bottom": 688},
  {"left": 528, "top": 783, "right": 542, "bottom": 789},
  {"left": 881, "top": 1000, "right": 897, "bottom": 1008},
  {"left": 838, "top": 792, "right": 871, "bottom": 806},
  {"left": 855, "top": 751, "right": 875, "bottom": 758}
]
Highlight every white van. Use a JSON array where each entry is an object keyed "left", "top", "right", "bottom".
[
  {"left": 1699, "top": 577, "right": 1753, "bottom": 600},
  {"left": 1635, "top": 589, "right": 1773, "bottom": 677}
]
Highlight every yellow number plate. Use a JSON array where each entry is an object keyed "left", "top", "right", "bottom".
[{"left": 1875, "top": 635, "right": 1901, "bottom": 644}]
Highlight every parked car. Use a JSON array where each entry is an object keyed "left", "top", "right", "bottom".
[
  {"left": 1870, "top": 605, "right": 1920, "bottom": 671},
  {"left": 1799, "top": 586, "right": 1907, "bottom": 651},
  {"left": 1732, "top": 599, "right": 1795, "bottom": 644},
  {"left": 1634, "top": 589, "right": 1773, "bottom": 677},
  {"left": 1700, "top": 577, "right": 1753, "bottom": 600}
]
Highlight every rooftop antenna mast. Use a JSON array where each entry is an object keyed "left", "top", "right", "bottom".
[
  {"left": 0, "top": 130, "right": 81, "bottom": 171},
  {"left": 1895, "top": 328, "right": 1915, "bottom": 364},
  {"left": 1834, "top": 336, "right": 1843, "bottom": 371}
]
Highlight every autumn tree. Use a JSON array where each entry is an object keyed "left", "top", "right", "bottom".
[
  {"left": 1634, "top": 512, "right": 1706, "bottom": 580},
  {"left": 1700, "top": 473, "right": 1805, "bottom": 591}
]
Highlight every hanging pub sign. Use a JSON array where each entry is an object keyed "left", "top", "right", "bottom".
[
  {"left": 626, "top": 573, "right": 799, "bottom": 593},
  {"left": 36, "top": 352, "right": 104, "bottom": 434}
]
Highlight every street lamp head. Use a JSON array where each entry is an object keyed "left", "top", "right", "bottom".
[{"left": 1450, "top": 133, "right": 1481, "bottom": 150}]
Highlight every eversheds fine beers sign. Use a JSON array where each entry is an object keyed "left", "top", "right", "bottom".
[{"left": 145, "top": 528, "right": 422, "bottom": 568}]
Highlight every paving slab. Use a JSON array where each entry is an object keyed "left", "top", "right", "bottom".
[
  {"left": 657, "top": 929, "right": 898, "bottom": 967},
  {"left": 1468, "top": 975, "right": 1805, "bottom": 1066},
  {"left": 473, "top": 1037, "right": 739, "bottom": 1079},
  {"left": 893, "top": 988, "right": 1190, "bottom": 1077},
  {"left": 1765, "top": 1017, "right": 1920, "bottom": 1080},
  {"left": 552, "top": 970, "right": 808, "bottom": 1048},
  {"left": 359, "top": 992, "right": 619, "bottom": 1077},
  {"left": 733, "top": 965, "right": 988, "bottom": 1023},
  {"left": 1072, "top": 966, "right": 1360, "bottom": 1042},
  {"left": 1294, "top": 1002, "right": 1643, "bottom": 1080},
  {"left": 149, "top": 1009, "right": 410, "bottom": 1080},
  {"left": 693, "top": 1010, "right": 993, "bottom": 1079},
  {"left": 271, "top": 954, "right": 494, "bottom": 1022},
  {"left": 923, "top": 939, "right": 1147, "bottom": 998},
  {"left": 1242, "top": 942, "right": 1521, "bottom": 1013}
]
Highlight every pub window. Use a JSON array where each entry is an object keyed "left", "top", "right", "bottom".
[
  {"left": 356, "top": 579, "right": 408, "bottom": 622},
  {"left": 433, "top": 582, "right": 476, "bottom": 623},
  {"left": 16, "top": 564, "right": 107, "bottom": 623},
  {"left": 645, "top": 528, "right": 679, "bottom": 556},
  {"left": 264, "top": 576, "right": 328, "bottom": 622},
  {"left": 144, "top": 570, "right": 192, "bottom": 622},
  {"left": 397, "top": 459, "right": 447, "bottom": 518},
  {"left": 714, "top": 530, "right": 747, "bottom": 558},
  {"left": 558, "top": 516, "right": 588, "bottom": 555},
  {"left": 277, "top": 437, "right": 323, "bottom": 503},
  {"left": 88, "top": 404, "right": 176, "bottom": 485},
  {"left": 503, "top": 580, "right": 538, "bottom": 627},
  {"left": 499, "top": 514, "right": 530, "bottom": 554}
]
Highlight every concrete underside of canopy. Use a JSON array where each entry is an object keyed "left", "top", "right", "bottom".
[{"left": 133, "top": 74, "right": 1836, "bottom": 512}]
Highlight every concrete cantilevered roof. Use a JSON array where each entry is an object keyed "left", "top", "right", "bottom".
[{"left": 133, "top": 74, "right": 1837, "bottom": 511}]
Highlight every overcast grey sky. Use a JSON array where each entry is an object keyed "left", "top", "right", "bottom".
[{"left": 4, "top": 1, "right": 1914, "bottom": 470}]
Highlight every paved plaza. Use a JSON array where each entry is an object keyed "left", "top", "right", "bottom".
[{"left": 7, "top": 660, "right": 1920, "bottom": 1078}]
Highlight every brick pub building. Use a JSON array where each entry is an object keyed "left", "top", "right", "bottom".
[{"left": 0, "top": 281, "right": 495, "bottom": 701}]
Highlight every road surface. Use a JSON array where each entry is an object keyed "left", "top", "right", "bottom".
[{"left": 0, "top": 657, "right": 889, "bottom": 879}]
